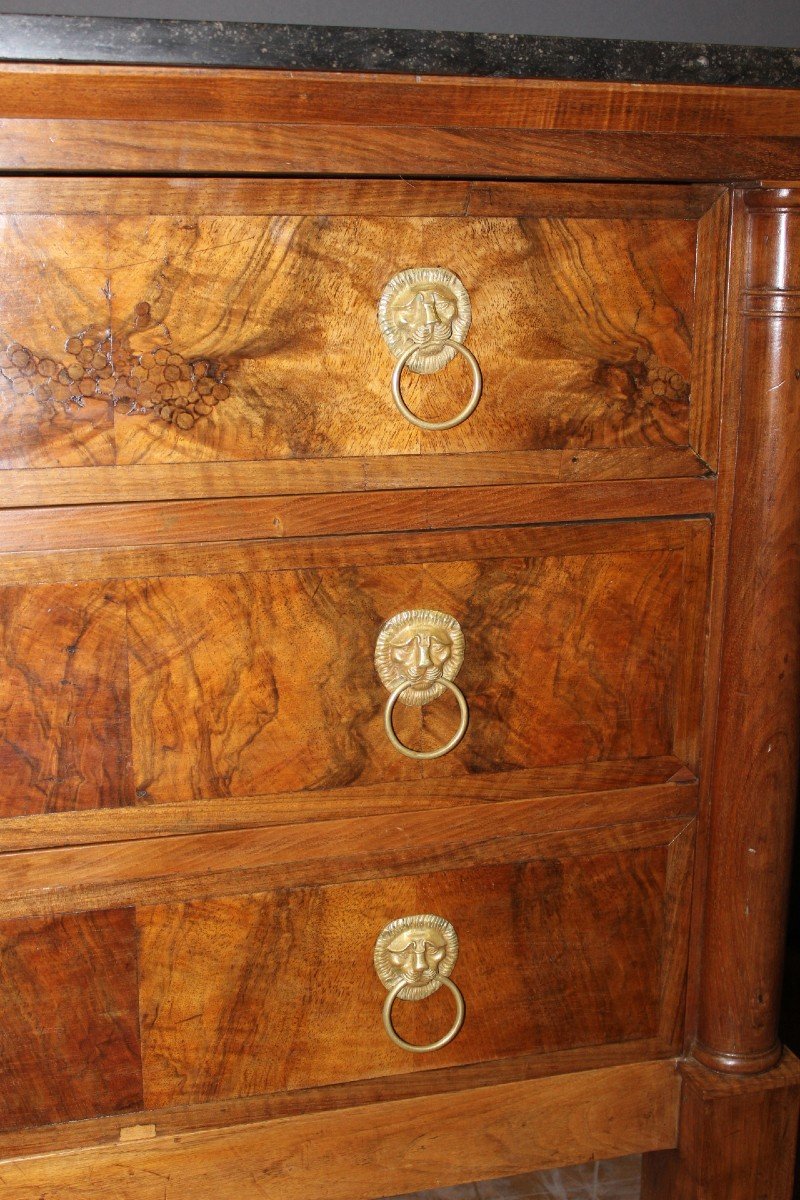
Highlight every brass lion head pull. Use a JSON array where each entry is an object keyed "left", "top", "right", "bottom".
[
  {"left": 375, "top": 609, "right": 469, "bottom": 759},
  {"left": 374, "top": 915, "right": 465, "bottom": 1053},
  {"left": 378, "top": 267, "right": 482, "bottom": 431}
]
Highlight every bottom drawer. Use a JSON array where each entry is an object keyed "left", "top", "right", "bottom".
[{"left": 0, "top": 803, "right": 694, "bottom": 1131}]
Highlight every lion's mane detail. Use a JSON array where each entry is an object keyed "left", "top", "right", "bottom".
[
  {"left": 374, "top": 913, "right": 460, "bottom": 1001},
  {"left": 374, "top": 608, "right": 465, "bottom": 707}
]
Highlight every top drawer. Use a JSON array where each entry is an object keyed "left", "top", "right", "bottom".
[{"left": 0, "top": 180, "right": 725, "bottom": 501}]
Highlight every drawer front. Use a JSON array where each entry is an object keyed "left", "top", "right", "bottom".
[
  {"left": 0, "top": 180, "right": 725, "bottom": 501},
  {"left": 0, "top": 518, "right": 709, "bottom": 828},
  {"left": 0, "top": 808, "right": 693, "bottom": 1129}
]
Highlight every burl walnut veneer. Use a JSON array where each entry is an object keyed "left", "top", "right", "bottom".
[{"left": 0, "top": 23, "right": 798, "bottom": 1200}]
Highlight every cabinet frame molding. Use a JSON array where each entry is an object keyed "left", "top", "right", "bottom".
[{"left": 0, "top": 57, "right": 799, "bottom": 1200}]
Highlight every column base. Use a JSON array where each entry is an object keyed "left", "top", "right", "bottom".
[
  {"left": 692, "top": 1040, "right": 783, "bottom": 1075},
  {"left": 641, "top": 1051, "right": 800, "bottom": 1200}
]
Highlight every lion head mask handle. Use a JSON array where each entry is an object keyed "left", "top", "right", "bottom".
[
  {"left": 374, "top": 609, "right": 469, "bottom": 760},
  {"left": 374, "top": 914, "right": 465, "bottom": 1053},
  {"left": 378, "top": 267, "right": 482, "bottom": 431}
]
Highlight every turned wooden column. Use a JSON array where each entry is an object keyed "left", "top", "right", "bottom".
[
  {"left": 694, "top": 186, "right": 800, "bottom": 1077},
  {"left": 643, "top": 186, "right": 800, "bottom": 1200}
]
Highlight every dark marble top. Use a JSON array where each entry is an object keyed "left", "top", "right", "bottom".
[{"left": 0, "top": 13, "right": 797, "bottom": 88}]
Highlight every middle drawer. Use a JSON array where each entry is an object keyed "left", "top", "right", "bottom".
[{"left": 0, "top": 516, "right": 710, "bottom": 833}]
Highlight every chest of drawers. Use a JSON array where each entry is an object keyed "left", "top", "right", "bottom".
[{"left": 0, "top": 20, "right": 799, "bottom": 1200}]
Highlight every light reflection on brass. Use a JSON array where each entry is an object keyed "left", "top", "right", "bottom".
[
  {"left": 378, "top": 267, "right": 482, "bottom": 430},
  {"left": 374, "top": 914, "right": 465, "bottom": 1053},
  {"left": 374, "top": 609, "right": 469, "bottom": 760}
]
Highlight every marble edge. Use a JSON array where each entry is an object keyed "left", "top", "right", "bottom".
[{"left": 0, "top": 14, "right": 797, "bottom": 88}]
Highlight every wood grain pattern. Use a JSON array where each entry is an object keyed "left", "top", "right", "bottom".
[
  {"left": 0, "top": 773, "right": 695, "bottom": 854},
  {"left": 0, "top": 581, "right": 134, "bottom": 817},
  {"left": 0, "top": 907, "right": 142, "bottom": 1130},
  {"left": 672, "top": 523, "right": 713, "bottom": 773},
  {"left": 0, "top": 520, "right": 707, "bottom": 823},
  {"left": 0, "top": 480, "right": 716, "bottom": 552},
  {"left": 0, "top": 809, "right": 691, "bottom": 1134},
  {"left": 0, "top": 516, "right": 697, "bottom": 583},
  {"left": 0, "top": 805, "right": 691, "bottom": 921},
  {"left": 0, "top": 1060, "right": 681, "bottom": 1200},
  {"left": 0, "top": 54, "right": 798, "bottom": 1199},
  {"left": 679, "top": 183, "right": 752, "bottom": 1068},
  {"left": 657, "top": 825, "right": 695, "bottom": 1050},
  {"left": 125, "top": 532, "right": 703, "bottom": 807},
  {"left": 2, "top": 121, "right": 797, "bottom": 180},
  {"left": 695, "top": 188, "right": 800, "bottom": 1075},
  {"left": 0, "top": 178, "right": 721, "bottom": 218},
  {"left": 0, "top": 215, "right": 113, "bottom": 468},
  {"left": 0, "top": 192, "right": 698, "bottom": 474},
  {"left": 0, "top": 65, "right": 798, "bottom": 136},
  {"left": 137, "top": 843, "right": 677, "bottom": 1106},
  {"left": 0, "top": 445, "right": 709, "bottom": 510},
  {"left": 106, "top": 213, "right": 693, "bottom": 462},
  {"left": 0, "top": 1038, "right": 675, "bottom": 1162},
  {"left": 641, "top": 1053, "right": 800, "bottom": 1200},
  {"left": 688, "top": 191, "right": 730, "bottom": 472}
]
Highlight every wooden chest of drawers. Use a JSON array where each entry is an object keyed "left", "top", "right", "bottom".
[{"left": 0, "top": 27, "right": 799, "bottom": 1200}]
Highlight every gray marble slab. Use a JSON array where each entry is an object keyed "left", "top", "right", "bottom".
[{"left": 0, "top": 14, "right": 797, "bottom": 87}]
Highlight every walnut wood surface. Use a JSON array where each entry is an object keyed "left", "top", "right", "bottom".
[
  {"left": 641, "top": 1053, "right": 800, "bottom": 1200},
  {"left": 0, "top": 516, "right": 698, "bottom": 581},
  {"left": 0, "top": 446, "right": 709, "bottom": 509},
  {"left": 678, "top": 183, "right": 752, "bottom": 1078},
  {"left": 694, "top": 188, "right": 800, "bottom": 1075},
  {"left": 2, "top": 122, "right": 798, "bottom": 180},
  {"left": 127, "top": 546, "right": 688, "bottom": 803},
  {"left": 0, "top": 213, "right": 112, "bottom": 468},
  {"left": 137, "top": 844, "right": 677, "bottom": 1106},
  {"left": 0, "top": 810, "right": 690, "bottom": 1131},
  {"left": 0, "top": 178, "right": 722, "bottom": 218},
  {"left": 0, "top": 907, "right": 142, "bottom": 1131},
  {"left": 0, "top": 183, "right": 700, "bottom": 481},
  {"left": 0, "top": 581, "right": 133, "bottom": 816},
  {"left": 0, "top": 804, "right": 691, "bottom": 920},
  {"left": 1, "top": 67, "right": 798, "bottom": 136},
  {"left": 0, "top": 1038, "right": 675, "bottom": 1162},
  {"left": 0, "top": 480, "right": 716, "bottom": 552},
  {"left": 0, "top": 774, "right": 693, "bottom": 854},
  {"left": 0, "top": 1061, "right": 680, "bottom": 1200},
  {"left": 1, "top": 55, "right": 798, "bottom": 1197},
  {"left": 0, "top": 519, "right": 709, "bottom": 820},
  {"left": 689, "top": 192, "right": 730, "bottom": 471}
]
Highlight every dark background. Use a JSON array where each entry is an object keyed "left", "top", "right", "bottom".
[{"left": 784, "top": 817, "right": 800, "bottom": 1196}]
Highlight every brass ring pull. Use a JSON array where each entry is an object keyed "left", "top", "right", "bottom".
[
  {"left": 391, "top": 340, "right": 482, "bottom": 431},
  {"left": 375, "top": 609, "right": 468, "bottom": 761},
  {"left": 382, "top": 975, "right": 465, "bottom": 1054},
  {"left": 384, "top": 677, "right": 469, "bottom": 760},
  {"left": 378, "top": 267, "right": 482, "bottom": 432},
  {"left": 374, "top": 915, "right": 465, "bottom": 1054}
]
